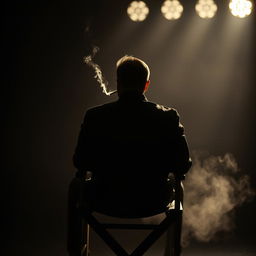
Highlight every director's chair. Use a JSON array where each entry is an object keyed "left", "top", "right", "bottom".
[{"left": 79, "top": 174, "right": 184, "bottom": 256}]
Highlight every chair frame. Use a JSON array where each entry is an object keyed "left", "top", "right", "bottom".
[{"left": 79, "top": 174, "right": 184, "bottom": 256}]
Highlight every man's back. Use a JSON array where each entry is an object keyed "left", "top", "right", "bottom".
[{"left": 73, "top": 93, "right": 191, "bottom": 217}]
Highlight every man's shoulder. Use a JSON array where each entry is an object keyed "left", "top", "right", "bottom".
[
  {"left": 85, "top": 100, "right": 180, "bottom": 119},
  {"left": 145, "top": 101, "right": 179, "bottom": 117},
  {"left": 85, "top": 101, "right": 118, "bottom": 115}
]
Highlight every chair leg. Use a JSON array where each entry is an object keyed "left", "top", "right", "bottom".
[
  {"left": 86, "top": 224, "right": 90, "bottom": 256},
  {"left": 164, "top": 222, "right": 174, "bottom": 256},
  {"left": 164, "top": 210, "right": 182, "bottom": 256},
  {"left": 81, "top": 222, "right": 90, "bottom": 256},
  {"left": 173, "top": 212, "right": 182, "bottom": 256}
]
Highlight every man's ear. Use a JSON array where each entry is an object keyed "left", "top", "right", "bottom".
[{"left": 144, "top": 80, "right": 150, "bottom": 92}]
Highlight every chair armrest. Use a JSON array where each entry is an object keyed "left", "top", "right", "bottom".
[{"left": 173, "top": 174, "right": 184, "bottom": 211}]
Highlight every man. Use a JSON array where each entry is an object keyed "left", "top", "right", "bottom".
[{"left": 68, "top": 55, "right": 192, "bottom": 255}]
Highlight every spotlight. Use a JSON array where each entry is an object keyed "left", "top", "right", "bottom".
[
  {"left": 195, "top": 0, "right": 218, "bottom": 19},
  {"left": 161, "top": 0, "right": 183, "bottom": 20},
  {"left": 127, "top": 1, "right": 149, "bottom": 22},
  {"left": 229, "top": 0, "right": 253, "bottom": 18}
]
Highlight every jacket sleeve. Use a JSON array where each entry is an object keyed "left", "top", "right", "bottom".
[
  {"left": 73, "top": 110, "right": 94, "bottom": 177},
  {"left": 170, "top": 109, "right": 192, "bottom": 175}
]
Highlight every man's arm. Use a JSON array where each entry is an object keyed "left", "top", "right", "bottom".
[
  {"left": 170, "top": 109, "right": 192, "bottom": 175},
  {"left": 73, "top": 110, "right": 94, "bottom": 178}
]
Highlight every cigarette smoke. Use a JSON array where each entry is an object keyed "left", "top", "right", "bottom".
[
  {"left": 83, "top": 46, "right": 116, "bottom": 96},
  {"left": 182, "top": 151, "right": 255, "bottom": 245}
]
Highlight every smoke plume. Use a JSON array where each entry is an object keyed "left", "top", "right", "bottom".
[
  {"left": 83, "top": 46, "right": 116, "bottom": 96},
  {"left": 182, "top": 151, "right": 255, "bottom": 245}
]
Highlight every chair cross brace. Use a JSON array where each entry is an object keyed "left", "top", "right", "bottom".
[{"left": 82, "top": 209, "right": 181, "bottom": 256}]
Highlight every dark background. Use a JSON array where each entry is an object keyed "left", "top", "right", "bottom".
[{"left": 3, "top": 0, "right": 256, "bottom": 255}]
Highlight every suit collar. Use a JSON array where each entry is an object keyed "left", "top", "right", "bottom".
[{"left": 118, "top": 93, "right": 147, "bottom": 103}]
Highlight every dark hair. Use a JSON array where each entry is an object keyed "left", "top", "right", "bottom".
[{"left": 116, "top": 55, "right": 150, "bottom": 92}]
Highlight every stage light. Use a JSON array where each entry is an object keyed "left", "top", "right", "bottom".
[
  {"left": 195, "top": 0, "right": 217, "bottom": 19},
  {"left": 161, "top": 0, "right": 183, "bottom": 20},
  {"left": 127, "top": 1, "right": 149, "bottom": 22},
  {"left": 229, "top": 0, "right": 253, "bottom": 18}
]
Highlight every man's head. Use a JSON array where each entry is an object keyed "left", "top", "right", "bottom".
[{"left": 116, "top": 55, "right": 150, "bottom": 95}]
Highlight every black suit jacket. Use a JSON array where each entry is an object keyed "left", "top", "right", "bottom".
[{"left": 73, "top": 93, "right": 191, "bottom": 217}]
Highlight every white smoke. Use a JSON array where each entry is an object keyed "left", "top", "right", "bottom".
[
  {"left": 182, "top": 151, "right": 255, "bottom": 245},
  {"left": 83, "top": 46, "right": 116, "bottom": 96}
]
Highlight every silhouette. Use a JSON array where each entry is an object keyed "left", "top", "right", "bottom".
[{"left": 67, "top": 56, "right": 192, "bottom": 256}]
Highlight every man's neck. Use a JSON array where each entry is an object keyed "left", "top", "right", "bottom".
[{"left": 118, "top": 92, "right": 147, "bottom": 102}]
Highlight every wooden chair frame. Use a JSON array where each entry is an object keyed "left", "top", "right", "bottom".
[{"left": 79, "top": 175, "right": 184, "bottom": 256}]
